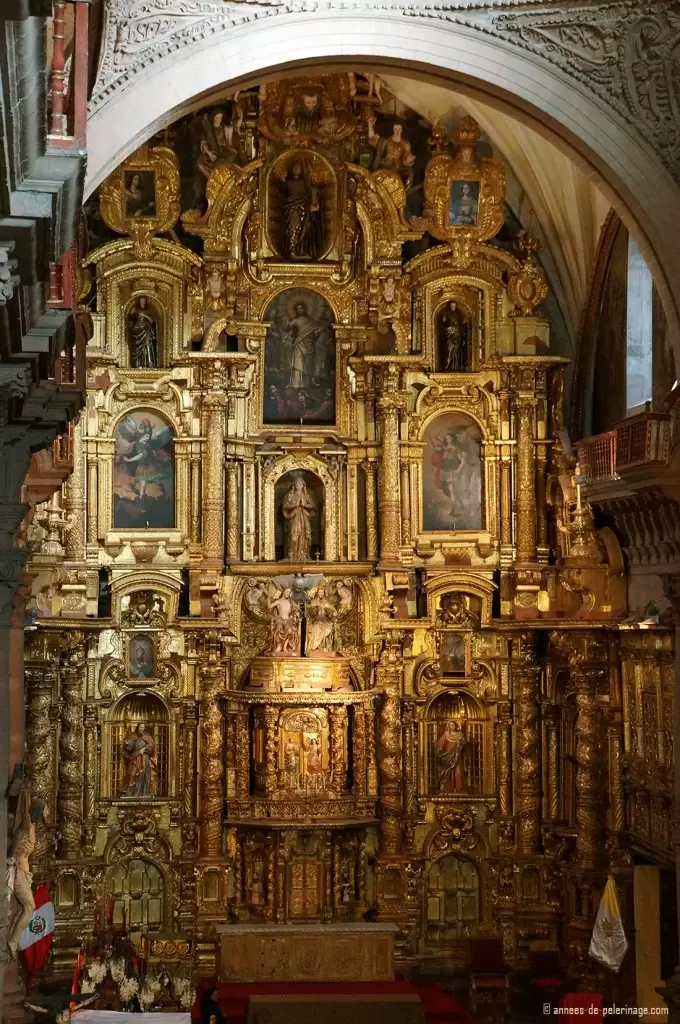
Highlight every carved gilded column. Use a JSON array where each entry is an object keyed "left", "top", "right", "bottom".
[
  {"left": 572, "top": 661, "right": 601, "bottom": 869},
  {"left": 497, "top": 715, "right": 512, "bottom": 820},
  {"left": 225, "top": 704, "right": 237, "bottom": 800},
  {"left": 83, "top": 705, "right": 98, "bottom": 821},
  {"left": 515, "top": 398, "right": 537, "bottom": 563},
  {"left": 25, "top": 662, "right": 58, "bottom": 863},
  {"left": 183, "top": 706, "right": 197, "bottom": 818},
  {"left": 330, "top": 706, "right": 347, "bottom": 795},
  {"left": 86, "top": 457, "right": 98, "bottom": 547},
  {"left": 500, "top": 454, "right": 512, "bottom": 549},
  {"left": 64, "top": 424, "right": 85, "bottom": 559},
  {"left": 403, "top": 704, "right": 416, "bottom": 820},
  {"left": 366, "top": 704, "right": 379, "bottom": 797},
  {"left": 201, "top": 362, "right": 227, "bottom": 567},
  {"left": 607, "top": 712, "right": 624, "bottom": 835},
  {"left": 190, "top": 447, "right": 201, "bottom": 545},
  {"left": 376, "top": 368, "right": 402, "bottom": 565},
  {"left": 547, "top": 711, "right": 561, "bottom": 821},
  {"left": 400, "top": 461, "right": 411, "bottom": 548},
  {"left": 513, "top": 635, "right": 540, "bottom": 853},
  {"left": 226, "top": 460, "right": 240, "bottom": 562},
  {"left": 199, "top": 642, "right": 225, "bottom": 855},
  {"left": 58, "top": 637, "right": 85, "bottom": 858},
  {"left": 361, "top": 459, "right": 378, "bottom": 562},
  {"left": 236, "top": 708, "right": 250, "bottom": 799},
  {"left": 377, "top": 634, "right": 404, "bottom": 854},
  {"left": 354, "top": 703, "right": 367, "bottom": 797},
  {"left": 264, "top": 708, "right": 278, "bottom": 795},
  {"left": 536, "top": 444, "right": 549, "bottom": 555}
]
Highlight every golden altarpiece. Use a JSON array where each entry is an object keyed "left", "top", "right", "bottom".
[{"left": 22, "top": 76, "right": 673, "bottom": 984}]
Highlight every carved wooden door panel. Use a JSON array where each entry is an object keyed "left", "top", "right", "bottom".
[{"left": 288, "top": 858, "right": 322, "bottom": 919}]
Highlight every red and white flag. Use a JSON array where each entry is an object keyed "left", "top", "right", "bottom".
[{"left": 18, "top": 884, "right": 54, "bottom": 983}]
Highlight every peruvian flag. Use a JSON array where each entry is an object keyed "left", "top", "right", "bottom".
[{"left": 18, "top": 884, "right": 54, "bottom": 984}]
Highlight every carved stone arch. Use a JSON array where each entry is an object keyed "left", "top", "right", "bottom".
[
  {"left": 262, "top": 453, "right": 338, "bottom": 561},
  {"left": 85, "top": 11, "right": 680, "bottom": 363}
]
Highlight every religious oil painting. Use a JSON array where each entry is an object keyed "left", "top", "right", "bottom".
[
  {"left": 448, "top": 180, "right": 479, "bottom": 226},
  {"left": 263, "top": 288, "right": 335, "bottom": 425},
  {"left": 124, "top": 170, "right": 157, "bottom": 218},
  {"left": 440, "top": 633, "right": 466, "bottom": 676},
  {"left": 113, "top": 411, "right": 174, "bottom": 530},
  {"left": 423, "top": 413, "right": 483, "bottom": 531},
  {"left": 128, "top": 634, "right": 155, "bottom": 679}
]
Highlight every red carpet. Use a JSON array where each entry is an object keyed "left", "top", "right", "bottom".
[{"left": 193, "top": 979, "right": 476, "bottom": 1024}]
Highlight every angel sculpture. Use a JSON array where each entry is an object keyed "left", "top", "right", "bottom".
[
  {"left": 305, "top": 586, "right": 337, "bottom": 655},
  {"left": 263, "top": 586, "right": 301, "bottom": 656}
]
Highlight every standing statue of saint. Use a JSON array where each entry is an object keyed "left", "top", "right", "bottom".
[
  {"left": 282, "top": 475, "right": 317, "bottom": 560},
  {"left": 439, "top": 301, "right": 470, "bottom": 372},
  {"left": 127, "top": 296, "right": 158, "bottom": 368},
  {"left": 305, "top": 587, "right": 337, "bottom": 655},
  {"left": 282, "top": 162, "right": 321, "bottom": 261},
  {"left": 435, "top": 720, "right": 467, "bottom": 793},
  {"left": 122, "top": 723, "right": 157, "bottom": 797}
]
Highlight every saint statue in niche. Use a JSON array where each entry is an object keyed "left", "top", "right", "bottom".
[
  {"left": 435, "top": 719, "right": 467, "bottom": 793},
  {"left": 263, "top": 587, "right": 301, "bottom": 655},
  {"left": 281, "top": 161, "right": 321, "bottom": 261},
  {"left": 367, "top": 118, "right": 415, "bottom": 188},
  {"left": 127, "top": 296, "right": 158, "bottom": 368},
  {"left": 121, "top": 723, "right": 157, "bottom": 797},
  {"left": 438, "top": 301, "right": 471, "bottom": 372},
  {"left": 423, "top": 413, "right": 483, "bottom": 531},
  {"left": 282, "top": 474, "right": 317, "bottom": 561},
  {"left": 129, "top": 635, "right": 154, "bottom": 679},
  {"left": 284, "top": 736, "right": 301, "bottom": 790},
  {"left": 264, "top": 289, "right": 335, "bottom": 425},
  {"left": 305, "top": 587, "right": 337, "bottom": 655},
  {"left": 304, "top": 733, "right": 324, "bottom": 781}
]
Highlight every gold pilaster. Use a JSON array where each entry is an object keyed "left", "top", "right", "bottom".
[
  {"left": 376, "top": 368, "right": 402, "bottom": 565},
  {"left": 199, "top": 641, "right": 225, "bottom": 856},
  {"left": 515, "top": 398, "right": 537, "bottom": 563},
  {"left": 377, "top": 635, "right": 404, "bottom": 854},
  {"left": 330, "top": 705, "right": 347, "bottom": 795},
  {"left": 64, "top": 425, "right": 85, "bottom": 559},
  {"left": 362, "top": 459, "right": 378, "bottom": 562},
  {"left": 202, "top": 362, "right": 227, "bottom": 567},
  {"left": 226, "top": 460, "right": 240, "bottom": 562}
]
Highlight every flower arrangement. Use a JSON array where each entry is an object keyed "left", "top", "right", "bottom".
[{"left": 119, "top": 977, "right": 139, "bottom": 1004}]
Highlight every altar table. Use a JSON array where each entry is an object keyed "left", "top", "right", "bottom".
[{"left": 216, "top": 922, "right": 397, "bottom": 982}]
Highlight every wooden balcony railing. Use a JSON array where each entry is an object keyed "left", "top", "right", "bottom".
[
  {"left": 577, "top": 406, "right": 673, "bottom": 482},
  {"left": 48, "top": 0, "right": 88, "bottom": 149}
]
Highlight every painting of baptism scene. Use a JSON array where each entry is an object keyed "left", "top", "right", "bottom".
[{"left": 12, "top": 48, "right": 677, "bottom": 1024}]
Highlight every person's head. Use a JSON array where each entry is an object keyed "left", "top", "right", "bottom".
[
  {"left": 455, "top": 427, "right": 467, "bottom": 443},
  {"left": 461, "top": 183, "right": 471, "bottom": 197},
  {"left": 294, "top": 476, "right": 305, "bottom": 491},
  {"left": 391, "top": 123, "right": 403, "bottom": 140},
  {"left": 130, "top": 173, "right": 141, "bottom": 189},
  {"left": 446, "top": 720, "right": 459, "bottom": 735},
  {"left": 302, "top": 93, "right": 318, "bottom": 113},
  {"left": 317, "top": 587, "right": 326, "bottom": 598},
  {"left": 291, "top": 161, "right": 303, "bottom": 177},
  {"left": 136, "top": 723, "right": 146, "bottom": 736},
  {"left": 138, "top": 295, "right": 147, "bottom": 309},
  {"left": 139, "top": 417, "right": 152, "bottom": 437},
  {"left": 213, "top": 111, "right": 223, "bottom": 128},
  {"left": 448, "top": 301, "right": 457, "bottom": 313},
  {"left": 298, "top": 392, "right": 308, "bottom": 407},
  {"left": 295, "top": 302, "right": 307, "bottom": 316},
  {"left": 283, "top": 587, "right": 292, "bottom": 597},
  {"left": 268, "top": 384, "right": 278, "bottom": 396},
  {"left": 444, "top": 432, "right": 456, "bottom": 447}
]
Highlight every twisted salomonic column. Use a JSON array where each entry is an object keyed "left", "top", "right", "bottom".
[
  {"left": 25, "top": 661, "right": 58, "bottom": 863},
  {"left": 376, "top": 367, "right": 402, "bottom": 564},
  {"left": 58, "top": 636, "right": 86, "bottom": 858},
  {"left": 513, "top": 633, "right": 541, "bottom": 853},
  {"left": 198, "top": 641, "right": 225, "bottom": 855},
  {"left": 573, "top": 663, "right": 601, "bottom": 869},
  {"left": 226, "top": 460, "right": 240, "bottom": 562},
  {"left": 377, "top": 634, "right": 404, "bottom": 854},
  {"left": 330, "top": 705, "right": 348, "bottom": 795},
  {"left": 515, "top": 397, "right": 537, "bottom": 562}
]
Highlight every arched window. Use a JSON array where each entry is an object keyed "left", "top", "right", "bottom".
[{"left": 626, "top": 235, "right": 653, "bottom": 413}]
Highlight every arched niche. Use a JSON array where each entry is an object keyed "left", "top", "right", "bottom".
[
  {"left": 124, "top": 290, "right": 163, "bottom": 369},
  {"left": 266, "top": 149, "right": 338, "bottom": 262},
  {"left": 112, "top": 409, "right": 175, "bottom": 532},
  {"left": 105, "top": 690, "right": 171, "bottom": 799},
  {"left": 425, "top": 854, "right": 480, "bottom": 946},
  {"left": 262, "top": 454, "right": 338, "bottom": 562},
  {"left": 423, "top": 690, "right": 489, "bottom": 796}
]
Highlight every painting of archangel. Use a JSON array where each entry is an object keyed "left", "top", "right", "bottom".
[
  {"left": 263, "top": 288, "right": 335, "bottom": 425},
  {"left": 422, "top": 413, "right": 483, "bottom": 531},
  {"left": 113, "top": 411, "right": 174, "bottom": 529}
]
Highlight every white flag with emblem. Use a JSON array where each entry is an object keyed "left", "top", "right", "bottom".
[{"left": 589, "top": 875, "right": 628, "bottom": 972}]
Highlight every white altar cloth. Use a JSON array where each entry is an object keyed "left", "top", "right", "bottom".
[{"left": 75, "top": 1013, "right": 190, "bottom": 1023}]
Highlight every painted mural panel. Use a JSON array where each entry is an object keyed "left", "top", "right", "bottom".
[
  {"left": 263, "top": 288, "right": 335, "bottom": 425},
  {"left": 422, "top": 413, "right": 483, "bottom": 531},
  {"left": 113, "top": 411, "right": 175, "bottom": 529}
]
